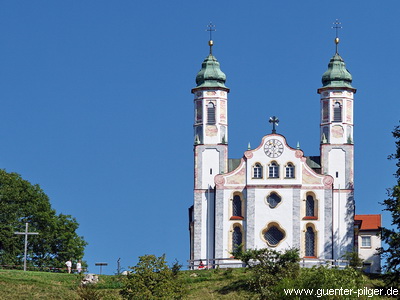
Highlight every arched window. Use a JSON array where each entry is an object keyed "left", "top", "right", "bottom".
[
  {"left": 306, "top": 195, "right": 315, "bottom": 217},
  {"left": 333, "top": 102, "right": 342, "bottom": 122},
  {"left": 322, "top": 127, "right": 329, "bottom": 143},
  {"left": 207, "top": 102, "right": 216, "bottom": 125},
  {"left": 305, "top": 226, "right": 316, "bottom": 257},
  {"left": 267, "top": 192, "right": 281, "bottom": 208},
  {"left": 232, "top": 226, "right": 243, "bottom": 252},
  {"left": 232, "top": 195, "right": 242, "bottom": 217},
  {"left": 264, "top": 225, "right": 285, "bottom": 247},
  {"left": 253, "top": 163, "right": 263, "bottom": 178},
  {"left": 285, "top": 163, "right": 295, "bottom": 178},
  {"left": 269, "top": 162, "right": 279, "bottom": 178}
]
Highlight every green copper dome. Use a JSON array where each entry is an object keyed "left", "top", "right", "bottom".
[
  {"left": 321, "top": 53, "right": 353, "bottom": 88},
  {"left": 195, "top": 54, "right": 227, "bottom": 89}
]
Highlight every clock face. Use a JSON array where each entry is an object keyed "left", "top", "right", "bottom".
[{"left": 264, "top": 139, "right": 284, "bottom": 158}]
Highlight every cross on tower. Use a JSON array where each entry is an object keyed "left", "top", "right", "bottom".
[
  {"left": 332, "top": 19, "right": 342, "bottom": 53},
  {"left": 206, "top": 22, "right": 216, "bottom": 55},
  {"left": 14, "top": 222, "right": 39, "bottom": 271},
  {"left": 269, "top": 116, "right": 279, "bottom": 134},
  {"left": 206, "top": 22, "right": 216, "bottom": 41}
]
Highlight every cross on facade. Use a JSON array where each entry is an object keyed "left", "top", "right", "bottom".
[
  {"left": 14, "top": 222, "right": 39, "bottom": 271},
  {"left": 332, "top": 19, "right": 342, "bottom": 53},
  {"left": 269, "top": 116, "right": 279, "bottom": 134}
]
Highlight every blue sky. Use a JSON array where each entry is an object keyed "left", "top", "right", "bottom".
[{"left": 0, "top": 1, "right": 398, "bottom": 274}]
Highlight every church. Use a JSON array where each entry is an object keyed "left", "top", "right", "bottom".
[{"left": 188, "top": 30, "right": 381, "bottom": 273}]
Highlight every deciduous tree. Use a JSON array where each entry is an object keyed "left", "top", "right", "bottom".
[
  {"left": 380, "top": 123, "right": 400, "bottom": 285},
  {"left": 0, "top": 170, "right": 87, "bottom": 269}
]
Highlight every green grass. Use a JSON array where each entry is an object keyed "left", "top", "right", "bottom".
[
  {"left": 0, "top": 268, "right": 390, "bottom": 299},
  {"left": 0, "top": 269, "right": 122, "bottom": 300}
]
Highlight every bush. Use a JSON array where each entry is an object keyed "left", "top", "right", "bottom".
[
  {"left": 275, "top": 266, "right": 366, "bottom": 299},
  {"left": 233, "top": 247, "right": 300, "bottom": 299},
  {"left": 341, "top": 251, "right": 363, "bottom": 270},
  {"left": 120, "top": 254, "right": 186, "bottom": 300}
]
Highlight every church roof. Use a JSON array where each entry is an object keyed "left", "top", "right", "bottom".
[
  {"left": 354, "top": 214, "right": 381, "bottom": 231},
  {"left": 306, "top": 156, "right": 321, "bottom": 172},
  {"left": 194, "top": 40, "right": 228, "bottom": 90},
  {"left": 321, "top": 53, "right": 353, "bottom": 88}
]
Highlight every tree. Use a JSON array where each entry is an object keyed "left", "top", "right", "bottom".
[
  {"left": 0, "top": 169, "right": 87, "bottom": 269},
  {"left": 380, "top": 123, "right": 400, "bottom": 285},
  {"left": 120, "top": 254, "right": 185, "bottom": 300}
]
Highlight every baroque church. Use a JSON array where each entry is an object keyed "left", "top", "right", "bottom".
[{"left": 188, "top": 30, "right": 381, "bottom": 273}]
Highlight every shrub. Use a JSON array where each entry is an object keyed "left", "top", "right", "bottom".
[
  {"left": 120, "top": 254, "right": 186, "bottom": 300},
  {"left": 275, "top": 266, "right": 366, "bottom": 299},
  {"left": 233, "top": 247, "right": 300, "bottom": 299}
]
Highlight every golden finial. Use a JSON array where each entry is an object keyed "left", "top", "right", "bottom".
[
  {"left": 206, "top": 22, "right": 216, "bottom": 55},
  {"left": 332, "top": 19, "right": 342, "bottom": 54}
]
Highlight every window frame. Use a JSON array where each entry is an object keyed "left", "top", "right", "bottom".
[
  {"left": 361, "top": 235, "right": 372, "bottom": 248},
  {"left": 262, "top": 222, "right": 286, "bottom": 247},
  {"left": 268, "top": 161, "right": 280, "bottom": 178},
  {"left": 305, "top": 225, "right": 316, "bottom": 257},
  {"left": 285, "top": 163, "right": 295, "bottom": 179},
  {"left": 303, "top": 192, "right": 318, "bottom": 220},
  {"left": 266, "top": 192, "right": 282, "bottom": 209},
  {"left": 232, "top": 226, "right": 243, "bottom": 253},
  {"left": 333, "top": 101, "right": 342, "bottom": 122},
  {"left": 207, "top": 102, "right": 216, "bottom": 125},
  {"left": 253, "top": 163, "right": 263, "bottom": 179},
  {"left": 232, "top": 194, "right": 243, "bottom": 218}
]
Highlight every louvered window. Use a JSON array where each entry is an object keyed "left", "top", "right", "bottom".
[
  {"left": 333, "top": 102, "right": 342, "bottom": 122},
  {"left": 207, "top": 102, "right": 216, "bottom": 125}
]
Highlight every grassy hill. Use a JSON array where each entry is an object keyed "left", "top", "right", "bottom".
[
  {"left": 0, "top": 268, "right": 389, "bottom": 299},
  {"left": 0, "top": 268, "right": 253, "bottom": 299}
]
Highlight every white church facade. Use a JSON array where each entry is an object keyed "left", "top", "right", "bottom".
[{"left": 188, "top": 35, "right": 381, "bottom": 272}]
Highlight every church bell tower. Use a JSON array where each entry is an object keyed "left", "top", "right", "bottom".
[
  {"left": 190, "top": 27, "right": 230, "bottom": 262},
  {"left": 318, "top": 25, "right": 356, "bottom": 259}
]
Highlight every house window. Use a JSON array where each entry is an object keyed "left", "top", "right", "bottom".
[
  {"left": 264, "top": 225, "right": 285, "bottom": 246},
  {"left": 361, "top": 236, "right": 371, "bottom": 247},
  {"left": 232, "top": 226, "right": 243, "bottom": 252},
  {"left": 305, "top": 226, "right": 315, "bottom": 257},
  {"left": 267, "top": 192, "right": 281, "bottom": 208},
  {"left": 232, "top": 195, "right": 242, "bottom": 217},
  {"left": 285, "top": 163, "right": 295, "bottom": 178},
  {"left": 333, "top": 102, "right": 342, "bottom": 122},
  {"left": 306, "top": 195, "right": 315, "bottom": 217},
  {"left": 268, "top": 162, "right": 279, "bottom": 178},
  {"left": 207, "top": 102, "right": 216, "bottom": 125},
  {"left": 253, "top": 163, "right": 263, "bottom": 178}
]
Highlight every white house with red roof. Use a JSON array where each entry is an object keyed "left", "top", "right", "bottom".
[{"left": 354, "top": 215, "right": 381, "bottom": 273}]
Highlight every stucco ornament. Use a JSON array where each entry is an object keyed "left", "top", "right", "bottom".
[
  {"left": 323, "top": 176, "right": 334, "bottom": 187},
  {"left": 214, "top": 174, "right": 225, "bottom": 187}
]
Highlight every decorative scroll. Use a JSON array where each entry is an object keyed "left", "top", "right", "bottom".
[{"left": 244, "top": 151, "right": 253, "bottom": 159}]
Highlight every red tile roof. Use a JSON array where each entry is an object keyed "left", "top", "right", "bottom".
[{"left": 354, "top": 214, "right": 381, "bottom": 230}]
